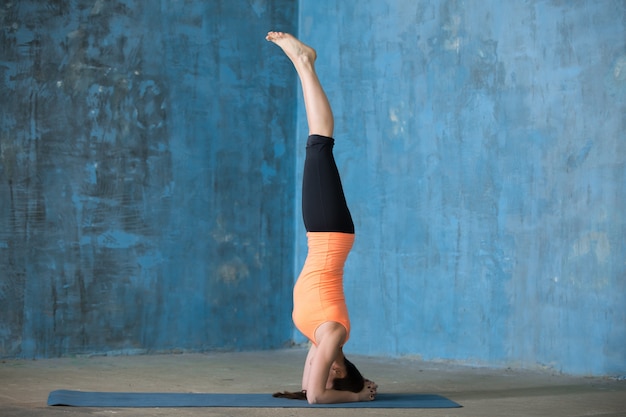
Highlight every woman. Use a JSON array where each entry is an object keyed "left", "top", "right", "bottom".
[{"left": 266, "top": 31, "right": 378, "bottom": 404}]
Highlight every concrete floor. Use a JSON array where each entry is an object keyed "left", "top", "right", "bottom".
[{"left": 1, "top": 348, "right": 625, "bottom": 417}]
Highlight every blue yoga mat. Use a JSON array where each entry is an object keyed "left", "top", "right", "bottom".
[{"left": 47, "top": 390, "right": 461, "bottom": 408}]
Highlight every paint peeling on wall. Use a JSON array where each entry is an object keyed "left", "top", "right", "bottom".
[
  {"left": 298, "top": 0, "right": 625, "bottom": 376},
  {"left": 0, "top": 0, "right": 297, "bottom": 357}
]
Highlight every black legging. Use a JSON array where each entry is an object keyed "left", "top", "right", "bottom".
[{"left": 302, "top": 134, "right": 354, "bottom": 234}]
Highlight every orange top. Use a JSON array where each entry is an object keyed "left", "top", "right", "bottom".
[{"left": 292, "top": 232, "right": 355, "bottom": 346}]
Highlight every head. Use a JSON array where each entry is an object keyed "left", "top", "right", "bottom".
[{"left": 327, "top": 356, "right": 365, "bottom": 393}]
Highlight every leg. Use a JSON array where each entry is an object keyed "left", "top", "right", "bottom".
[
  {"left": 266, "top": 31, "right": 333, "bottom": 137},
  {"left": 266, "top": 31, "right": 353, "bottom": 234},
  {"left": 301, "top": 135, "right": 354, "bottom": 233}
]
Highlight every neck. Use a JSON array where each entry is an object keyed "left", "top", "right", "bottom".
[{"left": 335, "top": 348, "right": 345, "bottom": 364}]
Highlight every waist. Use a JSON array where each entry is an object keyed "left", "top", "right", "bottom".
[{"left": 305, "top": 232, "right": 355, "bottom": 265}]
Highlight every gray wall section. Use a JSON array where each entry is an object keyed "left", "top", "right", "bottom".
[
  {"left": 296, "top": 1, "right": 626, "bottom": 376},
  {"left": 0, "top": 1, "right": 297, "bottom": 356}
]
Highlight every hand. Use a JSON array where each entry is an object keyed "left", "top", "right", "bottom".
[{"left": 358, "top": 379, "right": 378, "bottom": 401}]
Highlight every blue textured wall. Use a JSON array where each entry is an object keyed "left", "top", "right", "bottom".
[
  {"left": 0, "top": 0, "right": 297, "bottom": 357},
  {"left": 296, "top": 1, "right": 625, "bottom": 376},
  {"left": 1, "top": 0, "right": 624, "bottom": 377}
]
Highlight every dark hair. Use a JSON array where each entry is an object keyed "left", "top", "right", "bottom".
[
  {"left": 332, "top": 357, "right": 365, "bottom": 392},
  {"left": 273, "top": 357, "right": 364, "bottom": 401},
  {"left": 272, "top": 390, "right": 307, "bottom": 400}
]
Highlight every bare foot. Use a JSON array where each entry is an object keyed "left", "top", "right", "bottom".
[{"left": 266, "top": 31, "right": 317, "bottom": 67}]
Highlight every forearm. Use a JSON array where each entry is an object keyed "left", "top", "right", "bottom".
[{"left": 307, "top": 389, "right": 359, "bottom": 404}]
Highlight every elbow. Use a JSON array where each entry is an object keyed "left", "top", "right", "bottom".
[
  {"left": 305, "top": 391, "right": 323, "bottom": 404},
  {"left": 307, "top": 395, "right": 320, "bottom": 404}
]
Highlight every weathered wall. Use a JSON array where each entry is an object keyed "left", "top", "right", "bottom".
[
  {"left": 2, "top": 0, "right": 624, "bottom": 377},
  {"left": 296, "top": 0, "right": 625, "bottom": 376},
  {"left": 0, "top": 0, "right": 297, "bottom": 357}
]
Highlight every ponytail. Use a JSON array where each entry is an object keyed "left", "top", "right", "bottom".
[{"left": 273, "top": 390, "right": 307, "bottom": 400}]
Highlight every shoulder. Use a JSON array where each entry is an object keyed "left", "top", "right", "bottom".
[{"left": 315, "top": 321, "right": 347, "bottom": 347}]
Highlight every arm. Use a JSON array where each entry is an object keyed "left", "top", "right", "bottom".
[
  {"left": 301, "top": 344, "right": 316, "bottom": 391},
  {"left": 303, "top": 324, "right": 375, "bottom": 404},
  {"left": 304, "top": 329, "right": 355, "bottom": 404}
]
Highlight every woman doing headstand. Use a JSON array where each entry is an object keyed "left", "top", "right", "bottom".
[{"left": 266, "top": 31, "right": 378, "bottom": 404}]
